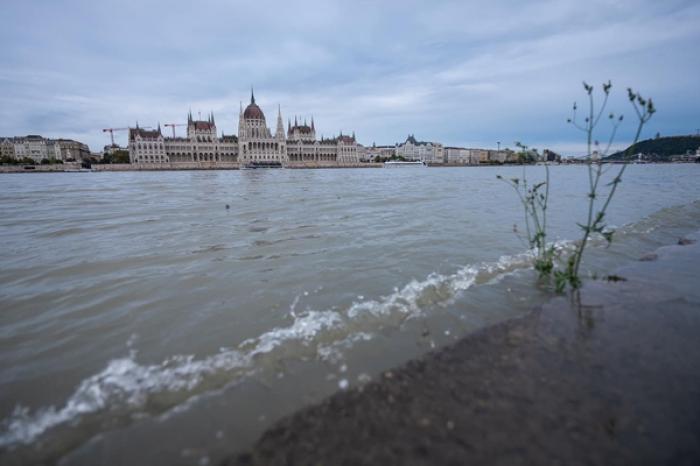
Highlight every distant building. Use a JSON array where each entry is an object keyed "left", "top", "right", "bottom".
[
  {"left": 128, "top": 90, "right": 359, "bottom": 166},
  {"left": 237, "top": 92, "right": 284, "bottom": 165},
  {"left": 365, "top": 144, "right": 396, "bottom": 161},
  {"left": 0, "top": 135, "right": 90, "bottom": 162},
  {"left": 128, "top": 113, "right": 239, "bottom": 164},
  {"left": 356, "top": 144, "right": 368, "bottom": 161},
  {"left": 55, "top": 139, "right": 91, "bottom": 162},
  {"left": 285, "top": 113, "right": 360, "bottom": 165},
  {"left": 337, "top": 134, "right": 359, "bottom": 164},
  {"left": 13, "top": 135, "right": 53, "bottom": 161},
  {"left": 468, "top": 148, "right": 490, "bottom": 163},
  {"left": 445, "top": 147, "right": 479, "bottom": 165},
  {"left": 128, "top": 126, "right": 168, "bottom": 163},
  {"left": 1, "top": 138, "right": 15, "bottom": 159},
  {"left": 396, "top": 135, "right": 444, "bottom": 163},
  {"left": 489, "top": 149, "right": 508, "bottom": 163},
  {"left": 104, "top": 144, "right": 127, "bottom": 156},
  {"left": 542, "top": 149, "right": 562, "bottom": 162}
]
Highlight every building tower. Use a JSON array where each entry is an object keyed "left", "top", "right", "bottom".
[{"left": 238, "top": 89, "right": 288, "bottom": 166}]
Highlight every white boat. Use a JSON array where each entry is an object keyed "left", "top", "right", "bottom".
[{"left": 383, "top": 160, "right": 426, "bottom": 167}]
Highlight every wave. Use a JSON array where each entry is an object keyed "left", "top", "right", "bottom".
[{"left": 0, "top": 244, "right": 562, "bottom": 449}]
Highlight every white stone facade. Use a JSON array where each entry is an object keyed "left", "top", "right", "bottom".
[
  {"left": 238, "top": 92, "right": 286, "bottom": 165},
  {"left": 128, "top": 112, "right": 239, "bottom": 164},
  {"left": 285, "top": 116, "right": 359, "bottom": 164},
  {"left": 396, "top": 135, "right": 444, "bottom": 163},
  {"left": 445, "top": 147, "right": 479, "bottom": 165},
  {"left": 1, "top": 138, "right": 15, "bottom": 159},
  {"left": 55, "top": 139, "right": 91, "bottom": 161},
  {"left": 365, "top": 145, "right": 396, "bottom": 161},
  {"left": 1, "top": 136, "right": 90, "bottom": 162},
  {"left": 128, "top": 127, "right": 168, "bottom": 163},
  {"left": 126, "top": 90, "right": 360, "bottom": 166}
]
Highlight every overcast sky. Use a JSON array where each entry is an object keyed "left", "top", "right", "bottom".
[{"left": 1, "top": 0, "right": 698, "bottom": 155}]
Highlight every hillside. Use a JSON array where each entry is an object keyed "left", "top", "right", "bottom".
[{"left": 607, "top": 135, "right": 700, "bottom": 161}]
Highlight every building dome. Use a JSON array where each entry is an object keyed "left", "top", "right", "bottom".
[
  {"left": 243, "top": 90, "right": 265, "bottom": 120},
  {"left": 244, "top": 103, "right": 265, "bottom": 120}
]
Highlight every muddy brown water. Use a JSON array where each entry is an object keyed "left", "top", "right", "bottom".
[{"left": 1, "top": 165, "right": 700, "bottom": 465}]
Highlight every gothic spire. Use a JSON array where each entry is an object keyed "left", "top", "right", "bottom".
[
  {"left": 250, "top": 87, "right": 255, "bottom": 104},
  {"left": 276, "top": 104, "right": 284, "bottom": 139}
]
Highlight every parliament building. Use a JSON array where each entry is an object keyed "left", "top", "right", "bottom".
[{"left": 128, "top": 90, "right": 359, "bottom": 166}]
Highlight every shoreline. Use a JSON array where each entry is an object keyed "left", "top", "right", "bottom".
[
  {"left": 2, "top": 161, "right": 698, "bottom": 174},
  {"left": 0, "top": 162, "right": 384, "bottom": 173},
  {"left": 225, "top": 236, "right": 700, "bottom": 465}
]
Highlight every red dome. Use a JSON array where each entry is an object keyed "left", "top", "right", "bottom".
[
  {"left": 243, "top": 89, "right": 265, "bottom": 120},
  {"left": 243, "top": 103, "right": 265, "bottom": 120}
]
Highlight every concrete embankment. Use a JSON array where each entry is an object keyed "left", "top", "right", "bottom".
[
  {"left": 0, "top": 163, "right": 84, "bottom": 173},
  {"left": 92, "top": 162, "right": 382, "bottom": 171},
  {"left": 0, "top": 162, "right": 384, "bottom": 172},
  {"left": 286, "top": 162, "right": 382, "bottom": 169},
  {"left": 91, "top": 162, "right": 241, "bottom": 171},
  {"left": 225, "top": 237, "right": 700, "bottom": 466}
]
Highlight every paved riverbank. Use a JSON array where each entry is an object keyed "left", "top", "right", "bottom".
[
  {"left": 225, "top": 236, "right": 700, "bottom": 466},
  {"left": 0, "top": 162, "right": 384, "bottom": 172},
  {"left": 0, "top": 163, "right": 84, "bottom": 173}
]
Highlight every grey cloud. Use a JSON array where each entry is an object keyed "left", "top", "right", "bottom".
[{"left": 0, "top": 0, "right": 698, "bottom": 155}]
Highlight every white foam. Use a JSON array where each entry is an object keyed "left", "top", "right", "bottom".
[
  {"left": 0, "top": 246, "right": 557, "bottom": 448},
  {"left": 0, "top": 311, "right": 344, "bottom": 447},
  {"left": 317, "top": 332, "right": 374, "bottom": 364}
]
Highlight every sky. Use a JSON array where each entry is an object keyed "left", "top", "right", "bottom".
[{"left": 1, "top": 0, "right": 698, "bottom": 156}]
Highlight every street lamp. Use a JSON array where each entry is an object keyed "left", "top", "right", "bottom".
[{"left": 497, "top": 141, "right": 501, "bottom": 152}]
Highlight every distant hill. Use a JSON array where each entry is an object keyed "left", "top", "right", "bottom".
[{"left": 606, "top": 135, "right": 700, "bottom": 161}]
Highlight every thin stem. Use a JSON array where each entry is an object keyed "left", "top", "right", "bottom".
[
  {"left": 593, "top": 92, "right": 610, "bottom": 127},
  {"left": 602, "top": 121, "right": 621, "bottom": 157}
]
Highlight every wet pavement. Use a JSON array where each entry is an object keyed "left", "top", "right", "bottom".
[{"left": 226, "top": 236, "right": 700, "bottom": 465}]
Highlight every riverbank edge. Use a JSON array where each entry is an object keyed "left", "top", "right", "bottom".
[
  {"left": 0, "top": 162, "right": 384, "bottom": 173},
  {"left": 223, "top": 237, "right": 700, "bottom": 466},
  {"left": 3, "top": 161, "right": 697, "bottom": 173}
]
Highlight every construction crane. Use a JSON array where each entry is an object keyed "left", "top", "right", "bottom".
[
  {"left": 102, "top": 126, "right": 151, "bottom": 146},
  {"left": 164, "top": 123, "right": 187, "bottom": 138}
]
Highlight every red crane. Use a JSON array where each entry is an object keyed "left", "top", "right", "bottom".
[
  {"left": 102, "top": 127, "right": 151, "bottom": 146},
  {"left": 164, "top": 123, "right": 187, "bottom": 138}
]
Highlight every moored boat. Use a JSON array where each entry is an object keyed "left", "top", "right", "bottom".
[{"left": 383, "top": 160, "right": 426, "bottom": 167}]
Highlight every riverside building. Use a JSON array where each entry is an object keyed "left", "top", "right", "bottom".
[
  {"left": 396, "top": 135, "right": 444, "bottom": 164},
  {"left": 286, "top": 116, "right": 359, "bottom": 164},
  {"left": 128, "top": 113, "right": 238, "bottom": 164},
  {"left": 445, "top": 147, "right": 480, "bottom": 165},
  {"left": 128, "top": 90, "right": 360, "bottom": 166},
  {"left": 0, "top": 135, "right": 90, "bottom": 162}
]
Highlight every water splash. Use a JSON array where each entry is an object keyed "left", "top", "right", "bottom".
[{"left": 0, "top": 247, "right": 553, "bottom": 448}]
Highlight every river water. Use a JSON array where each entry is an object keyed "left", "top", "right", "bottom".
[{"left": 1, "top": 165, "right": 700, "bottom": 465}]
